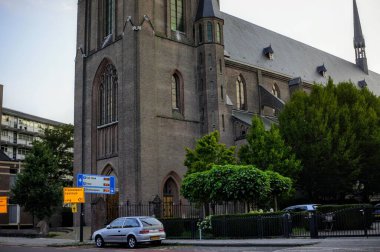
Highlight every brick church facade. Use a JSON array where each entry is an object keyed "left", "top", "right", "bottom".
[{"left": 74, "top": 0, "right": 380, "bottom": 229}]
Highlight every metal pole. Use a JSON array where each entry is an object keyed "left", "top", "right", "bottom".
[{"left": 80, "top": 203, "right": 84, "bottom": 242}]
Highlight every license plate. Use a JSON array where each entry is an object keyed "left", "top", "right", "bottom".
[{"left": 150, "top": 236, "right": 160, "bottom": 241}]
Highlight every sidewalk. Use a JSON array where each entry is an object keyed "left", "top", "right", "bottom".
[
  {"left": 0, "top": 236, "right": 319, "bottom": 247},
  {"left": 164, "top": 238, "right": 320, "bottom": 247},
  {"left": 0, "top": 236, "right": 92, "bottom": 247}
]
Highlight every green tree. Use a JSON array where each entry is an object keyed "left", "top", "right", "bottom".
[
  {"left": 43, "top": 124, "right": 74, "bottom": 186},
  {"left": 279, "top": 79, "right": 380, "bottom": 202},
  {"left": 11, "top": 142, "right": 62, "bottom": 220},
  {"left": 239, "top": 116, "right": 301, "bottom": 180},
  {"left": 11, "top": 124, "right": 74, "bottom": 220},
  {"left": 181, "top": 165, "right": 271, "bottom": 209},
  {"left": 184, "top": 131, "right": 236, "bottom": 174},
  {"left": 181, "top": 172, "right": 212, "bottom": 204},
  {"left": 266, "top": 171, "right": 292, "bottom": 211}
]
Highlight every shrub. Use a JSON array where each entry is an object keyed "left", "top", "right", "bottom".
[
  {"left": 210, "top": 212, "right": 285, "bottom": 238},
  {"left": 317, "top": 204, "right": 373, "bottom": 230},
  {"left": 160, "top": 218, "right": 198, "bottom": 239}
]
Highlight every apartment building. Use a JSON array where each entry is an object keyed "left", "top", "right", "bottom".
[
  {"left": 0, "top": 85, "right": 67, "bottom": 228},
  {"left": 1, "top": 108, "right": 63, "bottom": 161}
]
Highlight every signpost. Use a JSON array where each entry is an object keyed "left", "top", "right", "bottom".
[
  {"left": 77, "top": 174, "right": 115, "bottom": 194},
  {"left": 76, "top": 173, "right": 115, "bottom": 243},
  {"left": 0, "top": 196, "right": 7, "bottom": 214},
  {"left": 63, "top": 187, "right": 85, "bottom": 204}
]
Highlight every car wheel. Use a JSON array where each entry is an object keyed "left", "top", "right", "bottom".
[
  {"left": 127, "top": 235, "right": 137, "bottom": 248},
  {"left": 95, "top": 235, "right": 105, "bottom": 248}
]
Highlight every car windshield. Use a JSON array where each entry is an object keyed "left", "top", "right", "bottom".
[{"left": 139, "top": 217, "right": 162, "bottom": 227}]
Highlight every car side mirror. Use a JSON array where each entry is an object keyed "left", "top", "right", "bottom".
[{"left": 106, "top": 225, "right": 111, "bottom": 229}]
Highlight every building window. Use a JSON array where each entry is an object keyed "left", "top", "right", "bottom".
[
  {"left": 171, "top": 0, "right": 184, "bottom": 32},
  {"left": 222, "top": 114, "right": 225, "bottom": 131},
  {"left": 96, "top": 61, "right": 119, "bottom": 159},
  {"left": 207, "top": 21, "right": 213, "bottom": 42},
  {"left": 171, "top": 72, "right": 184, "bottom": 115},
  {"left": 272, "top": 83, "right": 280, "bottom": 98},
  {"left": 236, "top": 75, "right": 246, "bottom": 110},
  {"left": 171, "top": 74, "right": 181, "bottom": 110},
  {"left": 216, "top": 23, "right": 221, "bottom": 43},
  {"left": 104, "top": 0, "right": 113, "bottom": 36},
  {"left": 98, "top": 64, "right": 118, "bottom": 126},
  {"left": 198, "top": 24, "right": 203, "bottom": 43}
]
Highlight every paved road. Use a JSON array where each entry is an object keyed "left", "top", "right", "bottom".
[{"left": 1, "top": 237, "right": 380, "bottom": 252}]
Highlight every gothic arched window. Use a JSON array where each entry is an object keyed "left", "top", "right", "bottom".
[
  {"left": 99, "top": 64, "right": 118, "bottom": 126},
  {"left": 96, "top": 63, "right": 118, "bottom": 159},
  {"left": 171, "top": 72, "right": 184, "bottom": 115},
  {"left": 170, "top": 0, "right": 184, "bottom": 32},
  {"left": 236, "top": 75, "right": 246, "bottom": 110},
  {"left": 272, "top": 83, "right": 280, "bottom": 98},
  {"left": 207, "top": 21, "right": 213, "bottom": 42}
]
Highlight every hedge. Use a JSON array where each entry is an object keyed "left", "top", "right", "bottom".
[
  {"left": 210, "top": 212, "right": 285, "bottom": 238},
  {"left": 316, "top": 204, "right": 374, "bottom": 230}
]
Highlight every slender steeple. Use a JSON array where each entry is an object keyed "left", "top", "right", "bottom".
[
  {"left": 353, "top": 0, "right": 368, "bottom": 74},
  {"left": 196, "top": 0, "right": 222, "bottom": 21}
]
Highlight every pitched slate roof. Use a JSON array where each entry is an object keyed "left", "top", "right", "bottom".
[{"left": 222, "top": 12, "right": 380, "bottom": 96}]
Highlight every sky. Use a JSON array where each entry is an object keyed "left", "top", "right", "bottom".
[{"left": 0, "top": 0, "right": 379, "bottom": 124}]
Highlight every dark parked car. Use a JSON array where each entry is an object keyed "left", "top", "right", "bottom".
[
  {"left": 92, "top": 216, "right": 166, "bottom": 248},
  {"left": 283, "top": 204, "right": 319, "bottom": 212},
  {"left": 373, "top": 204, "right": 380, "bottom": 221}
]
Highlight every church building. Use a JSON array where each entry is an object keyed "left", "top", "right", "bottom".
[{"left": 74, "top": 0, "right": 380, "bottom": 229}]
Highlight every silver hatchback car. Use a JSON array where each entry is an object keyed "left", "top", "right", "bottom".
[{"left": 92, "top": 216, "right": 166, "bottom": 248}]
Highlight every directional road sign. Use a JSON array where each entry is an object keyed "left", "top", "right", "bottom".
[{"left": 77, "top": 174, "right": 115, "bottom": 194}]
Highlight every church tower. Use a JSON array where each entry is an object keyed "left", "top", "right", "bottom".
[
  {"left": 195, "top": 0, "right": 225, "bottom": 135},
  {"left": 353, "top": 0, "right": 368, "bottom": 74}
]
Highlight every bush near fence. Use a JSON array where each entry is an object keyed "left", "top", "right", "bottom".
[
  {"left": 210, "top": 212, "right": 285, "bottom": 238},
  {"left": 317, "top": 204, "right": 374, "bottom": 230},
  {"left": 160, "top": 218, "right": 199, "bottom": 239}
]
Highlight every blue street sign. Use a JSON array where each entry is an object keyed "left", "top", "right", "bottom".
[{"left": 77, "top": 174, "right": 115, "bottom": 194}]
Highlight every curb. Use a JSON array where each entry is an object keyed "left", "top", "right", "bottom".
[{"left": 162, "top": 240, "right": 321, "bottom": 247}]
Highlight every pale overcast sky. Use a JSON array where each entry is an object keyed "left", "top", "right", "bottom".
[{"left": 0, "top": 0, "right": 379, "bottom": 124}]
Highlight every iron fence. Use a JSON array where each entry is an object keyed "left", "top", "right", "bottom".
[{"left": 105, "top": 203, "right": 380, "bottom": 239}]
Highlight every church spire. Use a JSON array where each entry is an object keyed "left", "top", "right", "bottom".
[
  {"left": 353, "top": 0, "right": 368, "bottom": 74},
  {"left": 196, "top": 0, "right": 222, "bottom": 21}
]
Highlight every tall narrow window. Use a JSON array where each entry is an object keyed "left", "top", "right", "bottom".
[
  {"left": 236, "top": 75, "right": 246, "bottom": 110},
  {"left": 171, "top": 0, "right": 184, "bottom": 32},
  {"left": 104, "top": 0, "right": 113, "bottom": 36},
  {"left": 216, "top": 23, "right": 221, "bottom": 43},
  {"left": 172, "top": 74, "right": 180, "bottom": 110},
  {"left": 198, "top": 24, "right": 203, "bottom": 43},
  {"left": 207, "top": 21, "right": 213, "bottom": 42},
  {"left": 98, "top": 64, "right": 118, "bottom": 126},
  {"left": 96, "top": 62, "right": 118, "bottom": 159},
  {"left": 272, "top": 83, "right": 280, "bottom": 98},
  {"left": 272, "top": 83, "right": 280, "bottom": 116}
]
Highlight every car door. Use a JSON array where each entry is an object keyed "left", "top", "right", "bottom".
[
  {"left": 103, "top": 218, "right": 126, "bottom": 243},
  {"left": 120, "top": 218, "right": 141, "bottom": 242}
]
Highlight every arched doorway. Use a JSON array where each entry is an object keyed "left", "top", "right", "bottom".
[
  {"left": 163, "top": 177, "right": 179, "bottom": 218},
  {"left": 102, "top": 165, "right": 119, "bottom": 224}
]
